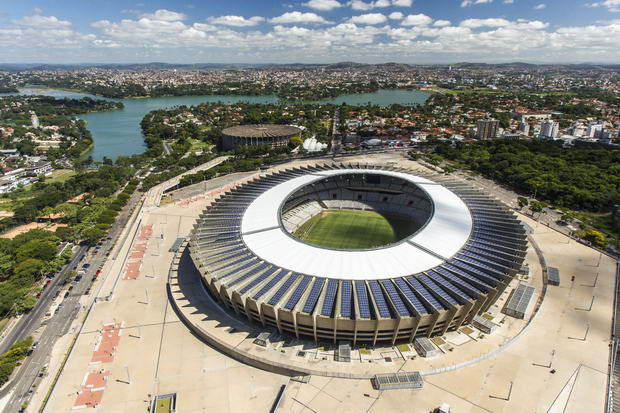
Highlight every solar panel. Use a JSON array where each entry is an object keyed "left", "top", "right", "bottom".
[
  {"left": 447, "top": 260, "right": 498, "bottom": 285},
  {"left": 212, "top": 253, "right": 253, "bottom": 271},
  {"left": 380, "top": 280, "right": 412, "bottom": 317},
  {"left": 441, "top": 263, "right": 492, "bottom": 289},
  {"left": 433, "top": 267, "right": 481, "bottom": 296},
  {"left": 227, "top": 262, "right": 270, "bottom": 287},
  {"left": 419, "top": 273, "right": 460, "bottom": 305},
  {"left": 340, "top": 281, "right": 353, "bottom": 318},
  {"left": 217, "top": 258, "right": 258, "bottom": 280},
  {"left": 355, "top": 281, "right": 372, "bottom": 319},
  {"left": 369, "top": 281, "right": 391, "bottom": 318},
  {"left": 268, "top": 273, "right": 299, "bottom": 306},
  {"left": 238, "top": 266, "right": 279, "bottom": 294},
  {"left": 405, "top": 276, "right": 446, "bottom": 311},
  {"left": 252, "top": 270, "right": 287, "bottom": 300},
  {"left": 394, "top": 278, "right": 428, "bottom": 315},
  {"left": 320, "top": 279, "right": 339, "bottom": 317},
  {"left": 283, "top": 276, "right": 311, "bottom": 310},
  {"left": 460, "top": 251, "right": 510, "bottom": 271},
  {"left": 302, "top": 278, "right": 325, "bottom": 313},
  {"left": 455, "top": 256, "right": 504, "bottom": 280}
]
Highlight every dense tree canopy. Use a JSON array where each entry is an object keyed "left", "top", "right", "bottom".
[{"left": 436, "top": 140, "right": 620, "bottom": 212}]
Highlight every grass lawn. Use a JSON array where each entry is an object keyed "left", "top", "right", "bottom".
[
  {"left": 187, "top": 138, "right": 213, "bottom": 153},
  {"left": 293, "top": 209, "right": 416, "bottom": 250},
  {"left": 46, "top": 169, "right": 77, "bottom": 184}
]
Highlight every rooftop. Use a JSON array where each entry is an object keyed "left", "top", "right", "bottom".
[{"left": 222, "top": 124, "right": 300, "bottom": 138}]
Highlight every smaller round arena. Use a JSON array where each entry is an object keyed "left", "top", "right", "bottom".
[{"left": 222, "top": 124, "right": 301, "bottom": 151}]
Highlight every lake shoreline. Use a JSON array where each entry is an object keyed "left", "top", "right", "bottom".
[{"left": 7, "top": 88, "right": 430, "bottom": 160}]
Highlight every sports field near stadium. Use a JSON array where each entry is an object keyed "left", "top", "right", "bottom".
[{"left": 293, "top": 210, "right": 416, "bottom": 250}]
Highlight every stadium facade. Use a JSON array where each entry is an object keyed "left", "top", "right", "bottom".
[
  {"left": 188, "top": 164, "right": 528, "bottom": 345},
  {"left": 221, "top": 124, "right": 301, "bottom": 151}
]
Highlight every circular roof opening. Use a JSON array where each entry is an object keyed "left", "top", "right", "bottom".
[{"left": 281, "top": 173, "right": 434, "bottom": 251}]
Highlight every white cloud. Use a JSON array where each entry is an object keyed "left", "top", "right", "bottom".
[
  {"left": 433, "top": 19, "right": 452, "bottom": 27},
  {"left": 460, "top": 18, "right": 510, "bottom": 28},
  {"left": 503, "top": 0, "right": 514, "bottom": 3},
  {"left": 348, "top": 13, "right": 388, "bottom": 24},
  {"left": 302, "top": 0, "right": 344, "bottom": 11},
  {"left": 533, "top": 3, "right": 546, "bottom": 9},
  {"left": 12, "top": 15, "right": 72, "bottom": 28},
  {"left": 389, "top": 12, "right": 404, "bottom": 20},
  {"left": 140, "top": 9, "right": 186, "bottom": 21},
  {"left": 349, "top": 13, "right": 387, "bottom": 24},
  {"left": 4, "top": 11, "right": 620, "bottom": 65},
  {"left": 401, "top": 14, "right": 433, "bottom": 26},
  {"left": 207, "top": 15, "right": 265, "bottom": 27},
  {"left": 587, "top": 0, "right": 620, "bottom": 12},
  {"left": 269, "top": 12, "right": 332, "bottom": 24},
  {"left": 2, "top": 14, "right": 95, "bottom": 50},
  {"left": 350, "top": 0, "right": 375, "bottom": 10},
  {"left": 349, "top": 0, "right": 412, "bottom": 10},
  {"left": 461, "top": 0, "right": 493, "bottom": 7}
]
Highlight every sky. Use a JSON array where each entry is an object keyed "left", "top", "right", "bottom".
[{"left": 0, "top": 0, "right": 619, "bottom": 64}]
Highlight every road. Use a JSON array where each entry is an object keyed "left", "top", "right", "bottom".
[
  {"left": 162, "top": 141, "right": 172, "bottom": 156},
  {"left": 330, "top": 109, "right": 341, "bottom": 154},
  {"left": 0, "top": 188, "right": 144, "bottom": 413},
  {"left": 144, "top": 155, "right": 230, "bottom": 208},
  {"left": 0, "top": 245, "right": 86, "bottom": 357},
  {"left": 3, "top": 155, "right": 226, "bottom": 412}
]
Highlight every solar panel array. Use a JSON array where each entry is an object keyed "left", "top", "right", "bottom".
[
  {"left": 373, "top": 372, "right": 424, "bottom": 390},
  {"left": 504, "top": 284, "right": 535, "bottom": 319},
  {"left": 189, "top": 163, "right": 528, "bottom": 334},
  {"left": 547, "top": 267, "right": 560, "bottom": 286},
  {"left": 355, "top": 281, "right": 372, "bottom": 318},
  {"left": 284, "top": 275, "right": 311, "bottom": 310},
  {"left": 340, "top": 281, "right": 353, "bottom": 318}
]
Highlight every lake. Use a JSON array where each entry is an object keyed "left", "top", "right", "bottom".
[{"left": 5, "top": 88, "right": 429, "bottom": 160}]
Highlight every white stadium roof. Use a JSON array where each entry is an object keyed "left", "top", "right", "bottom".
[{"left": 241, "top": 169, "right": 472, "bottom": 281}]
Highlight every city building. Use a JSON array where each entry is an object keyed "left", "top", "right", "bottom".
[
  {"left": 221, "top": 124, "right": 301, "bottom": 151},
  {"left": 476, "top": 119, "right": 499, "bottom": 140},
  {"left": 518, "top": 122, "right": 530, "bottom": 136},
  {"left": 540, "top": 120, "right": 559, "bottom": 139},
  {"left": 26, "top": 161, "right": 52, "bottom": 177},
  {"left": 30, "top": 112, "right": 40, "bottom": 129},
  {"left": 587, "top": 122, "right": 604, "bottom": 139}
]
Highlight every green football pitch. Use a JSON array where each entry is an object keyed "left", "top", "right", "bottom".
[{"left": 293, "top": 210, "right": 416, "bottom": 250}]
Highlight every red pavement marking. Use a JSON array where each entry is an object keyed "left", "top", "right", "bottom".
[
  {"left": 122, "top": 261, "right": 142, "bottom": 280},
  {"left": 91, "top": 324, "right": 122, "bottom": 364},
  {"left": 130, "top": 242, "right": 147, "bottom": 259},
  {"left": 130, "top": 250, "right": 145, "bottom": 259},
  {"left": 74, "top": 371, "right": 109, "bottom": 409},
  {"left": 138, "top": 225, "right": 153, "bottom": 241},
  {"left": 133, "top": 243, "right": 146, "bottom": 252}
]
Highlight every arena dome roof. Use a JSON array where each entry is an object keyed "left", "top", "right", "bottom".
[
  {"left": 241, "top": 169, "right": 472, "bottom": 280},
  {"left": 222, "top": 124, "right": 301, "bottom": 139}
]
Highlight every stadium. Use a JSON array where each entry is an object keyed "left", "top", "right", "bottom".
[
  {"left": 188, "top": 164, "right": 528, "bottom": 345},
  {"left": 221, "top": 124, "right": 301, "bottom": 151}
]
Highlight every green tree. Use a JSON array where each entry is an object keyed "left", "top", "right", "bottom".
[
  {"left": 561, "top": 211, "right": 576, "bottom": 224},
  {"left": 530, "top": 201, "right": 548, "bottom": 218},
  {"left": 82, "top": 227, "right": 106, "bottom": 245},
  {"left": 517, "top": 196, "right": 529, "bottom": 210},
  {"left": 288, "top": 136, "right": 303, "bottom": 149},
  {"left": 15, "top": 240, "right": 57, "bottom": 263},
  {"left": 13, "top": 258, "right": 46, "bottom": 281},
  {"left": 581, "top": 229, "right": 607, "bottom": 248}
]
